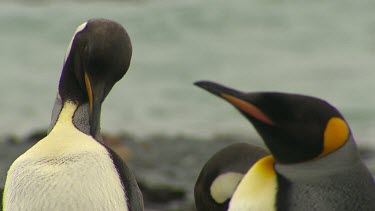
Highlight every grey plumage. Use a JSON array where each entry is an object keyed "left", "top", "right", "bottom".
[{"left": 276, "top": 137, "right": 375, "bottom": 211}]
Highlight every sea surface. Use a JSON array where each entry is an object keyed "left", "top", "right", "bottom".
[{"left": 1, "top": 0, "right": 375, "bottom": 149}]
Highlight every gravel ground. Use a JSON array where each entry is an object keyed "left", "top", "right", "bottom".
[{"left": 1, "top": 130, "right": 375, "bottom": 211}]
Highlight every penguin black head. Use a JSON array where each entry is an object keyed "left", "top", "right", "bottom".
[
  {"left": 58, "top": 18, "right": 132, "bottom": 139},
  {"left": 195, "top": 81, "right": 351, "bottom": 164},
  {"left": 194, "top": 143, "right": 269, "bottom": 211}
]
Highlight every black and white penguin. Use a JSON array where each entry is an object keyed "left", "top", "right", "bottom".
[
  {"left": 3, "top": 19, "right": 143, "bottom": 211},
  {"left": 194, "top": 143, "right": 269, "bottom": 211},
  {"left": 195, "top": 80, "right": 375, "bottom": 211}
]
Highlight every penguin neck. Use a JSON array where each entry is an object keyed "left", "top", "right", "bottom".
[
  {"left": 58, "top": 56, "right": 87, "bottom": 104},
  {"left": 275, "top": 137, "right": 362, "bottom": 181},
  {"left": 48, "top": 94, "right": 103, "bottom": 143},
  {"left": 49, "top": 58, "right": 103, "bottom": 142}
]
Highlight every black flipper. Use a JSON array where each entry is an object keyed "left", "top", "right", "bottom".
[{"left": 103, "top": 145, "right": 144, "bottom": 211}]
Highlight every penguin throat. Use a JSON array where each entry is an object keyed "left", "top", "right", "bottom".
[
  {"left": 58, "top": 71, "right": 86, "bottom": 105},
  {"left": 275, "top": 138, "right": 361, "bottom": 181},
  {"left": 58, "top": 46, "right": 90, "bottom": 106},
  {"left": 48, "top": 98, "right": 102, "bottom": 142},
  {"left": 72, "top": 103, "right": 91, "bottom": 136}
]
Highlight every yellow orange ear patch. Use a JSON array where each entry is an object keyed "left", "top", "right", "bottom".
[
  {"left": 320, "top": 117, "right": 349, "bottom": 158},
  {"left": 221, "top": 94, "right": 274, "bottom": 125}
]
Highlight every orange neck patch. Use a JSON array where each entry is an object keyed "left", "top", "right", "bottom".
[
  {"left": 228, "top": 155, "right": 277, "bottom": 211},
  {"left": 221, "top": 94, "right": 274, "bottom": 125},
  {"left": 84, "top": 73, "right": 93, "bottom": 114},
  {"left": 319, "top": 117, "right": 349, "bottom": 158}
]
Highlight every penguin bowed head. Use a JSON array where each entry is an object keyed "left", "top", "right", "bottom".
[{"left": 60, "top": 18, "right": 132, "bottom": 139}]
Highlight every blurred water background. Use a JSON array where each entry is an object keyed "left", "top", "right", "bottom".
[{"left": 1, "top": 0, "right": 375, "bottom": 150}]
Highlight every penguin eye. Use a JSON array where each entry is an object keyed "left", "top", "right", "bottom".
[{"left": 319, "top": 117, "right": 349, "bottom": 157}]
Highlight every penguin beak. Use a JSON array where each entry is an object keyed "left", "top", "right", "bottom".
[
  {"left": 84, "top": 72, "right": 104, "bottom": 140},
  {"left": 194, "top": 80, "right": 274, "bottom": 125}
]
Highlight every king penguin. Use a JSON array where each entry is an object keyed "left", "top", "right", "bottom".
[
  {"left": 194, "top": 143, "right": 269, "bottom": 211},
  {"left": 3, "top": 19, "right": 144, "bottom": 211},
  {"left": 195, "top": 80, "right": 375, "bottom": 211}
]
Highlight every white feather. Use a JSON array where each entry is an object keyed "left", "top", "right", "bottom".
[{"left": 63, "top": 22, "right": 87, "bottom": 64}]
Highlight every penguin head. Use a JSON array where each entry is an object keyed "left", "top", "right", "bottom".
[
  {"left": 194, "top": 143, "right": 269, "bottom": 211},
  {"left": 195, "top": 81, "right": 351, "bottom": 164},
  {"left": 59, "top": 18, "right": 132, "bottom": 138}
]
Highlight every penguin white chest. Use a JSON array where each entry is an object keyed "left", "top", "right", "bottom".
[{"left": 4, "top": 121, "right": 128, "bottom": 211}]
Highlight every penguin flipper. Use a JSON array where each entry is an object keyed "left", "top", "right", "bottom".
[{"left": 104, "top": 145, "right": 144, "bottom": 211}]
